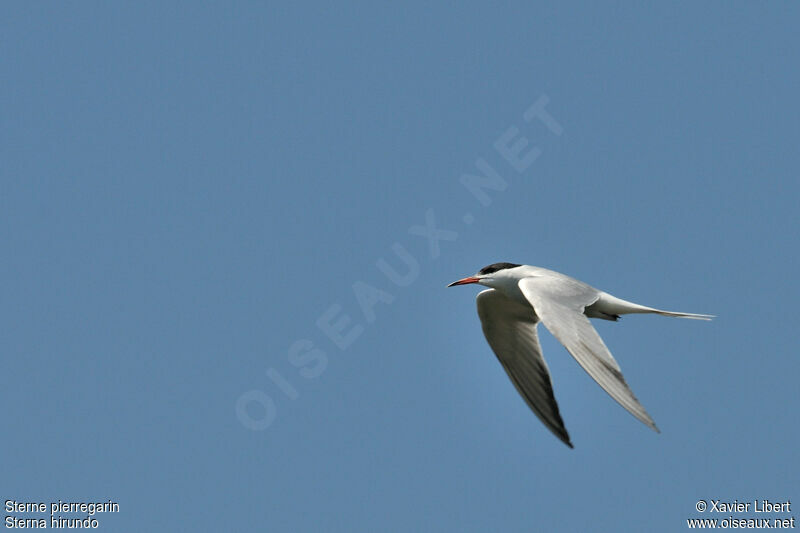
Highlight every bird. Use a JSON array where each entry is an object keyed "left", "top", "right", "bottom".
[{"left": 447, "top": 262, "right": 713, "bottom": 448}]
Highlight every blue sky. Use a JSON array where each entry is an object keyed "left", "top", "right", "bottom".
[{"left": 2, "top": 3, "right": 798, "bottom": 532}]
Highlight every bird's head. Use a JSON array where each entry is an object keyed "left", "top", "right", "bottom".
[{"left": 447, "top": 262, "right": 522, "bottom": 289}]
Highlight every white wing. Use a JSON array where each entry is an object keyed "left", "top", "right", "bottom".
[
  {"left": 476, "top": 289, "right": 573, "bottom": 448},
  {"left": 518, "top": 276, "right": 659, "bottom": 432}
]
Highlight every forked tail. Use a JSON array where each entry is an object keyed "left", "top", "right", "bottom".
[
  {"left": 651, "top": 309, "right": 715, "bottom": 321},
  {"left": 591, "top": 292, "right": 715, "bottom": 321}
]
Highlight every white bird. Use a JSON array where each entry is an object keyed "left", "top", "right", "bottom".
[{"left": 448, "top": 263, "right": 713, "bottom": 448}]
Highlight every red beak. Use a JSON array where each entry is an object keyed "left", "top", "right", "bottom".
[{"left": 447, "top": 276, "right": 480, "bottom": 287}]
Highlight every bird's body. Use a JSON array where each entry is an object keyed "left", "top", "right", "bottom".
[{"left": 448, "top": 263, "right": 712, "bottom": 448}]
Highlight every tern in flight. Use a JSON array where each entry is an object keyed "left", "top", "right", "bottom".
[{"left": 448, "top": 263, "right": 713, "bottom": 448}]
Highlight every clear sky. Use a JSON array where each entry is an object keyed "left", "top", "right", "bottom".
[{"left": 2, "top": 3, "right": 798, "bottom": 532}]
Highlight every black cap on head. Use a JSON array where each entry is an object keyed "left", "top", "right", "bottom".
[{"left": 478, "top": 262, "right": 521, "bottom": 275}]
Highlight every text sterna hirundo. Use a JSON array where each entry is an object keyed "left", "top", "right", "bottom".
[{"left": 448, "top": 263, "right": 713, "bottom": 448}]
